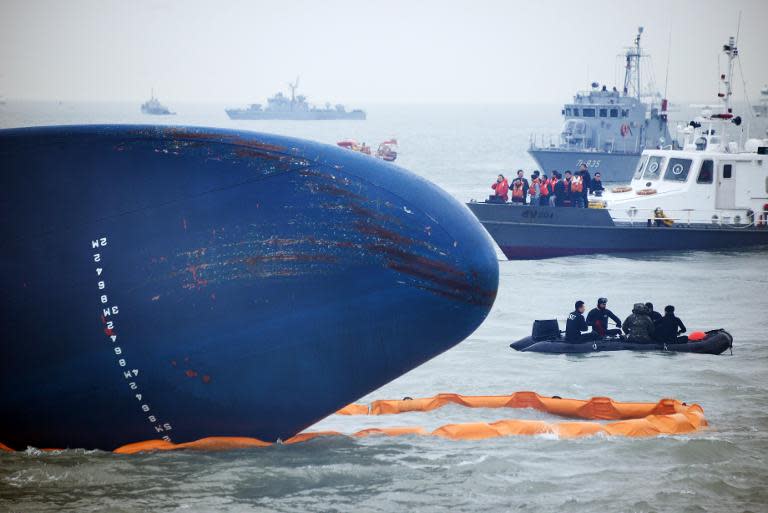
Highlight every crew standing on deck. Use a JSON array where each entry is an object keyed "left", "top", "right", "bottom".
[
  {"left": 490, "top": 174, "right": 509, "bottom": 203},
  {"left": 549, "top": 171, "right": 561, "bottom": 206},
  {"left": 560, "top": 171, "right": 573, "bottom": 207},
  {"left": 565, "top": 300, "right": 599, "bottom": 343},
  {"left": 539, "top": 173, "right": 551, "bottom": 206},
  {"left": 576, "top": 163, "right": 592, "bottom": 207},
  {"left": 586, "top": 297, "right": 622, "bottom": 337},
  {"left": 529, "top": 171, "right": 541, "bottom": 205},
  {"left": 513, "top": 170, "right": 529, "bottom": 205}
]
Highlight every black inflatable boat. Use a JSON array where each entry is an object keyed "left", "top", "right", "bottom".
[{"left": 510, "top": 320, "right": 733, "bottom": 355}]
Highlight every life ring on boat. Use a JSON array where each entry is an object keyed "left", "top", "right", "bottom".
[
  {"left": 611, "top": 186, "right": 632, "bottom": 193},
  {"left": 620, "top": 123, "right": 631, "bottom": 137},
  {"left": 636, "top": 188, "right": 657, "bottom": 196}
]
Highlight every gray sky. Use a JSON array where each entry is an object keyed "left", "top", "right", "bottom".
[{"left": 1, "top": 0, "right": 766, "bottom": 104}]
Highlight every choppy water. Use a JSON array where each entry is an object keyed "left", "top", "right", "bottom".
[{"left": 1, "top": 102, "right": 767, "bottom": 512}]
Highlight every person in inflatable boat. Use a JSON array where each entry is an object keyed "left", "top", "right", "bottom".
[
  {"left": 565, "top": 300, "right": 600, "bottom": 343},
  {"left": 586, "top": 297, "right": 622, "bottom": 337},
  {"left": 622, "top": 303, "right": 656, "bottom": 343},
  {"left": 654, "top": 305, "right": 688, "bottom": 344}
]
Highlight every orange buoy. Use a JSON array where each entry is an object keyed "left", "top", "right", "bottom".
[{"left": 636, "top": 188, "right": 658, "bottom": 195}]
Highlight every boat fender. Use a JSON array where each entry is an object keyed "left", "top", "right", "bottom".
[
  {"left": 637, "top": 188, "right": 657, "bottom": 196},
  {"left": 689, "top": 331, "right": 706, "bottom": 341},
  {"left": 611, "top": 186, "right": 633, "bottom": 193}
]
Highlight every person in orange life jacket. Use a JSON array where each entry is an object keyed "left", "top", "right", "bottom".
[
  {"left": 590, "top": 172, "right": 605, "bottom": 196},
  {"left": 510, "top": 176, "right": 525, "bottom": 204},
  {"left": 539, "top": 173, "right": 551, "bottom": 206},
  {"left": 586, "top": 297, "right": 622, "bottom": 337},
  {"left": 571, "top": 171, "right": 586, "bottom": 208},
  {"left": 565, "top": 300, "right": 599, "bottom": 343},
  {"left": 550, "top": 171, "right": 562, "bottom": 206},
  {"left": 529, "top": 171, "right": 541, "bottom": 205},
  {"left": 490, "top": 174, "right": 509, "bottom": 203},
  {"left": 512, "top": 169, "right": 529, "bottom": 205},
  {"left": 654, "top": 305, "right": 687, "bottom": 344}
]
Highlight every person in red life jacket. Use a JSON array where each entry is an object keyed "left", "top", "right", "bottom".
[
  {"left": 512, "top": 169, "right": 529, "bottom": 205},
  {"left": 490, "top": 174, "right": 509, "bottom": 203},
  {"left": 528, "top": 171, "right": 541, "bottom": 205},
  {"left": 539, "top": 173, "right": 551, "bottom": 206},
  {"left": 570, "top": 172, "right": 585, "bottom": 208},
  {"left": 590, "top": 171, "right": 605, "bottom": 196},
  {"left": 586, "top": 297, "right": 622, "bottom": 337}
]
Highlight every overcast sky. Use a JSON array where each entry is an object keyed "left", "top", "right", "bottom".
[{"left": 1, "top": 0, "right": 766, "bottom": 105}]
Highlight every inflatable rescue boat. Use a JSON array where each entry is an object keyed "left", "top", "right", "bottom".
[{"left": 511, "top": 320, "right": 732, "bottom": 355}]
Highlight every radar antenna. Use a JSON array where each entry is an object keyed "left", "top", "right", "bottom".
[{"left": 288, "top": 76, "right": 300, "bottom": 103}]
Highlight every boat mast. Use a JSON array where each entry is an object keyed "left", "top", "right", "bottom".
[
  {"left": 288, "top": 76, "right": 300, "bottom": 111},
  {"left": 721, "top": 36, "right": 738, "bottom": 115},
  {"left": 622, "top": 27, "right": 643, "bottom": 99}
]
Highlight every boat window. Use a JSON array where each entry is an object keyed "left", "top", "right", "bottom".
[
  {"left": 599, "top": 108, "right": 607, "bottom": 117},
  {"left": 723, "top": 164, "right": 732, "bottom": 179},
  {"left": 621, "top": 109, "right": 629, "bottom": 117},
  {"left": 565, "top": 108, "right": 572, "bottom": 116},
  {"left": 610, "top": 109, "right": 618, "bottom": 118},
  {"left": 642, "top": 156, "right": 664, "bottom": 180},
  {"left": 583, "top": 108, "right": 595, "bottom": 117},
  {"left": 573, "top": 108, "right": 580, "bottom": 117},
  {"left": 633, "top": 155, "right": 649, "bottom": 179},
  {"left": 697, "top": 160, "right": 713, "bottom": 183},
  {"left": 663, "top": 158, "right": 691, "bottom": 182}
]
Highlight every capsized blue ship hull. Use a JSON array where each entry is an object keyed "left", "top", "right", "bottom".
[
  {"left": 0, "top": 125, "right": 498, "bottom": 450},
  {"left": 528, "top": 148, "right": 640, "bottom": 183},
  {"left": 466, "top": 202, "right": 768, "bottom": 259}
]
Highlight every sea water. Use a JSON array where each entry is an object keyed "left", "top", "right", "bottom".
[{"left": 1, "top": 102, "right": 766, "bottom": 512}]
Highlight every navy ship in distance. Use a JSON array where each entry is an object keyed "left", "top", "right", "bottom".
[
  {"left": 529, "top": 27, "right": 672, "bottom": 183},
  {"left": 0, "top": 125, "right": 497, "bottom": 451},
  {"left": 141, "top": 90, "right": 174, "bottom": 115},
  {"left": 226, "top": 78, "right": 366, "bottom": 120}
]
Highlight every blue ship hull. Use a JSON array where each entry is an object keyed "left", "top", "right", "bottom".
[
  {"left": 466, "top": 203, "right": 768, "bottom": 259},
  {"left": 0, "top": 125, "right": 498, "bottom": 450},
  {"left": 528, "top": 148, "right": 641, "bottom": 183}
]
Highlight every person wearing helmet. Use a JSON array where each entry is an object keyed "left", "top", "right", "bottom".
[
  {"left": 586, "top": 298, "right": 622, "bottom": 337},
  {"left": 622, "top": 303, "right": 655, "bottom": 343}
]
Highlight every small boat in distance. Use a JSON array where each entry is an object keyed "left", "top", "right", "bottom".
[
  {"left": 141, "top": 90, "right": 175, "bottom": 115},
  {"left": 226, "top": 77, "right": 366, "bottom": 121},
  {"left": 337, "top": 138, "right": 398, "bottom": 162}
]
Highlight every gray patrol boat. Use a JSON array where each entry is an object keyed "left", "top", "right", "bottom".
[
  {"left": 529, "top": 27, "right": 672, "bottom": 183},
  {"left": 226, "top": 78, "right": 366, "bottom": 121}
]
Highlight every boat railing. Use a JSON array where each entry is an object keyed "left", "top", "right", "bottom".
[{"left": 608, "top": 206, "right": 766, "bottom": 228}]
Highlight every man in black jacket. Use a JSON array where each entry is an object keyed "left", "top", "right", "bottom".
[
  {"left": 565, "top": 300, "right": 599, "bottom": 343},
  {"left": 586, "top": 297, "right": 622, "bottom": 337},
  {"left": 645, "top": 302, "right": 663, "bottom": 323},
  {"left": 654, "top": 305, "right": 687, "bottom": 343}
]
